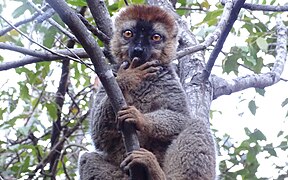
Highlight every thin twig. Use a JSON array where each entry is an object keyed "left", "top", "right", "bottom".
[
  {"left": 0, "top": 12, "right": 40, "bottom": 36},
  {"left": 60, "top": 144, "right": 88, "bottom": 180},
  {"left": 177, "top": 6, "right": 208, "bottom": 12},
  {"left": 0, "top": 48, "right": 92, "bottom": 71},
  {"left": 176, "top": 0, "right": 234, "bottom": 59},
  {"left": 0, "top": 17, "right": 94, "bottom": 71},
  {"left": 0, "top": 43, "right": 50, "bottom": 58},
  {"left": 24, "top": 84, "right": 47, "bottom": 126},
  {"left": 221, "top": 0, "right": 288, "bottom": 11},
  {"left": 124, "top": 0, "right": 129, "bottom": 6},
  {"left": 28, "top": 112, "right": 89, "bottom": 179},
  {"left": 27, "top": 0, "right": 78, "bottom": 42},
  {"left": 77, "top": 14, "right": 110, "bottom": 44},
  {"left": 0, "top": 4, "right": 51, "bottom": 36},
  {"left": 35, "top": 8, "right": 55, "bottom": 23}
]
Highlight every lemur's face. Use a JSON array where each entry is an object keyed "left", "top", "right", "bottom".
[
  {"left": 119, "top": 20, "right": 167, "bottom": 66},
  {"left": 110, "top": 5, "right": 178, "bottom": 66}
]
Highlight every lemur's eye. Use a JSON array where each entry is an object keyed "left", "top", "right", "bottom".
[
  {"left": 123, "top": 30, "right": 133, "bottom": 38},
  {"left": 152, "top": 33, "right": 162, "bottom": 41}
]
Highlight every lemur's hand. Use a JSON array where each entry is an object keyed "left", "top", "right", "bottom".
[
  {"left": 117, "top": 105, "right": 146, "bottom": 131},
  {"left": 116, "top": 58, "right": 161, "bottom": 91},
  {"left": 120, "top": 148, "right": 166, "bottom": 180}
]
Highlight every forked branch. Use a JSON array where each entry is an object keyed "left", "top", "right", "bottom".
[{"left": 213, "top": 15, "right": 287, "bottom": 99}]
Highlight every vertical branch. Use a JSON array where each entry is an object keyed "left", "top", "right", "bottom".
[
  {"left": 86, "top": 0, "right": 116, "bottom": 64},
  {"left": 86, "top": 0, "right": 113, "bottom": 38},
  {"left": 46, "top": 0, "right": 146, "bottom": 179},
  {"left": 201, "top": 0, "right": 246, "bottom": 80},
  {"left": 49, "top": 6, "right": 87, "bottom": 179},
  {"left": 49, "top": 41, "right": 72, "bottom": 179}
]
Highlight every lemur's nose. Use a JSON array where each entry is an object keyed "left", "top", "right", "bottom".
[{"left": 133, "top": 46, "right": 144, "bottom": 57}]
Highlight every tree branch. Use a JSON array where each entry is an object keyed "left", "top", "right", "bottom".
[
  {"left": 0, "top": 42, "right": 50, "bottom": 58},
  {"left": 50, "top": 39, "right": 73, "bottom": 178},
  {"left": 176, "top": 0, "right": 234, "bottom": 59},
  {"left": 213, "top": 15, "right": 287, "bottom": 99},
  {"left": 0, "top": 5, "right": 50, "bottom": 36},
  {"left": 86, "top": 0, "right": 113, "bottom": 39},
  {"left": 77, "top": 14, "right": 110, "bottom": 44},
  {"left": 27, "top": 0, "right": 78, "bottom": 42},
  {"left": 201, "top": 0, "right": 246, "bottom": 80},
  {"left": 34, "top": 7, "right": 55, "bottom": 23},
  {"left": 0, "top": 16, "right": 86, "bottom": 64},
  {"left": 222, "top": 0, "right": 288, "bottom": 11},
  {"left": 45, "top": 0, "right": 144, "bottom": 179},
  {"left": 28, "top": 112, "right": 89, "bottom": 179},
  {"left": 86, "top": 0, "right": 116, "bottom": 64},
  {"left": 0, "top": 48, "right": 89, "bottom": 71}
]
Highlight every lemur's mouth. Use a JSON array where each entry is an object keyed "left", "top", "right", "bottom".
[{"left": 128, "top": 44, "right": 151, "bottom": 67}]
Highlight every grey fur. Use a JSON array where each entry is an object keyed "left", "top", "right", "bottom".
[{"left": 79, "top": 5, "right": 216, "bottom": 180}]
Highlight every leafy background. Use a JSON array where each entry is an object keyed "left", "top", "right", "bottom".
[{"left": 0, "top": 0, "right": 287, "bottom": 179}]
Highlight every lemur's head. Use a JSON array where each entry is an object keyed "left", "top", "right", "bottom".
[{"left": 111, "top": 5, "right": 178, "bottom": 66}]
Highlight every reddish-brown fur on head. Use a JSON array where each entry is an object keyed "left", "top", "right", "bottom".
[
  {"left": 111, "top": 5, "right": 178, "bottom": 64},
  {"left": 115, "top": 5, "right": 176, "bottom": 35}
]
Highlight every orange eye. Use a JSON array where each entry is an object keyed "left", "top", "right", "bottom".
[
  {"left": 152, "top": 34, "right": 162, "bottom": 41},
  {"left": 123, "top": 30, "right": 133, "bottom": 38}
]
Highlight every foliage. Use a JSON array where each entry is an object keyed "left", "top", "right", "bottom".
[{"left": 0, "top": 0, "right": 287, "bottom": 179}]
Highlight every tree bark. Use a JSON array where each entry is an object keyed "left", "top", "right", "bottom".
[{"left": 46, "top": 0, "right": 146, "bottom": 179}]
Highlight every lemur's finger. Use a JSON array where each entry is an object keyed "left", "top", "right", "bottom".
[
  {"left": 138, "top": 60, "right": 159, "bottom": 70},
  {"left": 130, "top": 57, "right": 140, "bottom": 68},
  {"left": 144, "top": 66, "right": 161, "bottom": 73},
  {"left": 119, "top": 61, "right": 129, "bottom": 70}
]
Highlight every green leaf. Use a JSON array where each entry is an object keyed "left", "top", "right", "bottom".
[
  {"left": 252, "top": 57, "right": 264, "bottom": 73},
  {"left": 264, "top": 143, "right": 277, "bottom": 156},
  {"left": 21, "top": 155, "right": 30, "bottom": 172},
  {"left": 199, "top": 9, "right": 223, "bottom": 26},
  {"left": 248, "top": 100, "right": 257, "bottom": 115},
  {"left": 19, "top": 126, "right": 30, "bottom": 136},
  {"left": 277, "top": 131, "right": 284, "bottom": 137},
  {"left": 270, "top": 0, "right": 276, "bottom": 5},
  {"left": 244, "top": 127, "right": 252, "bottom": 136},
  {"left": 12, "top": 3, "right": 29, "bottom": 18},
  {"left": 281, "top": 98, "right": 288, "bottom": 107},
  {"left": 249, "top": 129, "right": 267, "bottom": 141},
  {"left": 255, "top": 23, "right": 267, "bottom": 32},
  {"left": 223, "top": 54, "right": 240, "bottom": 75},
  {"left": 9, "top": 99, "right": 18, "bottom": 113},
  {"left": 176, "top": 9, "right": 188, "bottom": 16},
  {"left": 243, "top": 23, "right": 254, "bottom": 34},
  {"left": 133, "top": 0, "right": 145, "bottom": 4},
  {"left": 19, "top": 83, "right": 29, "bottom": 100},
  {"left": 255, "top": 88, "right": 265, "bottom": 96},
  {"left": 0, "top": 107, "right": 7, "bottom": 120},
  {"left": 245, "top": 56, "right": 257, "bottom": 66},
  {"left": 43, "top": 26, "right": 57, "bottom": 48},
  {"left": 278, "top": 141, "right": 288, "bottom": 150},
  {"left": 178, "top": 0, "right": 187, "bottom": 6},
  {"left": 67, "top": 0, "right": 87, "bottom": 6},
  {"left": 46, "top": 102, "right": 57, "bottom": 120},
  {"left": 256, "top": 37, "right": 268, "bottom": 52},
  {"left": 201, "top": 0, "right": 210, "bottom": 9},
  {"left": 0, "top": 114, "right": 28, "bottom": 128}
]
